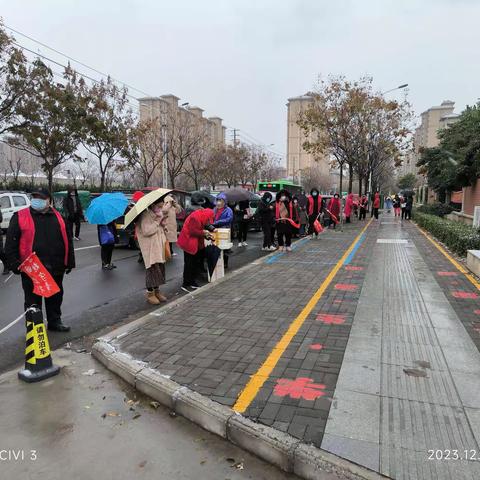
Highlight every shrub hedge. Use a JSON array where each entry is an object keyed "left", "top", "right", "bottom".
[
  {"left": 416, "top": 202, "right": 454, "bottom": 217},
  {"left": 414, "top": 211, "right": 480, "bottom": 257}
]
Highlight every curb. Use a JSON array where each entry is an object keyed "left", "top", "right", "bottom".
[{"left": 92, "top": 340, "right": 387, "bottom": 480}]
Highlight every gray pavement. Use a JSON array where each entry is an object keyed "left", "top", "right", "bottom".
[
  {"left": 322, "top": 214, "right": 480, "bottom": 479},
  {"left": 0, "top": 223, "right": 267, "bottom": 373},
  {"left": 0, "top": 346, "right": 301, "bottom": 480}
]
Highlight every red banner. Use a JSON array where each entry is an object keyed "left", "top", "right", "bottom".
[{"left": 19, "top": 253, "right": 60, "bottom": 298}]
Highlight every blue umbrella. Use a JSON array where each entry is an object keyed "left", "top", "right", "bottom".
[{"left": 85, "top": 192, "right": 128, "bottom": 225}]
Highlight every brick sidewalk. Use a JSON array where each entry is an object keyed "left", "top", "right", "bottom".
[{"left": 95, "top": 213, "right": 480, "bottom": 480}]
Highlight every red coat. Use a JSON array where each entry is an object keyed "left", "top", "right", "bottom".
[
  {"left": 344, "top": 194, "right": 354, "bottom": 217},
  {"left": 373, "top": 193, "right": 380, "bottom": 209},
  {"left": 177, "top": 208, "right": 214, "bottom": 255},
  {"left": 328, "top": 198, "right": 341, "bottom": 217}
]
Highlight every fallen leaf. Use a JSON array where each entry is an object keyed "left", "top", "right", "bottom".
[
  {"left": 132, "top": 413, "right": 141, "bottom": 420},
  {"left": 169, "top": 411, "right": 176, "bottom": 417},
  {"left": 106, "top": 411, "right": 121, "bottom": 417},
  {"left": 102, "top": 396, "right": 106, "bottom": 400},
  {"left": 101, "top": 413, "right": 106, "bottom": 419},
  {"left": 76, "top": 348, "right": 87, "bottom": 353},
  {"left": 200, "top": 460, "right": 206, "bottom": 465},
  {"left": 403, "top": 368, "right": 427, "bottom": 378},
  {"left": 233, "top": 462, "right": 244, "bottom": 470},
  {"left": 138, "top": 460, "right": 147, "bottom": 468},
  {"left": 150, "top": 401, "right": 160, "bottom": 409},
  {"left": 225, "top": 457, "right": 236, "bottom": 464},
  {"left": 82, "top": 369, "right": 96, "bottom": 376}
]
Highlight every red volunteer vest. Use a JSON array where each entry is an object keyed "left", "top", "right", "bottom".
[{"left": 18, "top": 207, "right": 69, "bottom": 266}]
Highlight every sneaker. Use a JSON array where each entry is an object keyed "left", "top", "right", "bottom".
[
  {"left": 262, "top": 247, "right": 268, "bottom": 251},
  {"left": 269, "top": 246, "right": 277, "bottom": 251},
  {"left": 190, "top": 282, "right": 200, "bottom": 289},
  {"left": 109, "top": 264, "right": 117, "bottom": 269},
  {"left": 181, "top": 285, "right": 194, "bottom": 293},
  {"left": 237, "top": 242, "right": 243, "bottom": 248},
  {"left": 243, "top": 242, "right": 248, "bottom": 246},
  {"left": 278, "top": 246, "right": 285, "bottom": 252},
  {"left": 286, "top": 246, "right": 292, "bottom": 252},
  {"left": 74, "top": 236, "right": 81, "bottom": 241},
  {"left": 2, "top": 269, "right": 10, "bottom": 275}
]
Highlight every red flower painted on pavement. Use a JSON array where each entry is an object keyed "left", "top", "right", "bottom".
[
  {"left": 474, "top": 310, "right": 480, "bottom": 315},
  {"left": 452, "top": 291, "right": 478, "bottom": 299},
  {"left": 274, "top": 377, "right": 326, "bottom": 400},
  {"left": 345, "top": 266, "right": 363, "bottom": 271},
  {"left": 335, "top": 283, "right": 358, "bottom": 291},
  {"left": 310, "top": 344, "right": 323, "bottom": 350},
  {"left": 438, "top": 271, "right": 458, "bottom": 277},
  {"left": 316, "top": 313, "right": 346, "bottom": 324}
]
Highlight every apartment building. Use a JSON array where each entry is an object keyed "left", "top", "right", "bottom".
[
  {"left": 138, "top": 95, "right": 226, "bottom": 149},
  {"left": 411, "top": 100, "right": 459, "bottom": 202},
  {"left": 286, "top": 94, "right": 336, "bottom": 190}
]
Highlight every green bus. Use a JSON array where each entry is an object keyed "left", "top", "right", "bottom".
[{"left": 257, "top": 180, "right": 303, "bottom": 197}]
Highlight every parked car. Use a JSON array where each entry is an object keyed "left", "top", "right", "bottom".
[{"left": 0, "top": 191, "right": 30, "bottom": 231}]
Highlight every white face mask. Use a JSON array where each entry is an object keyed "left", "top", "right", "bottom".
[{"left": 280, "top": 196, "right": 286, "bottom": 201}]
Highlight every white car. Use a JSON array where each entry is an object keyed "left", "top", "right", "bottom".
[{"left": 0, "top": 192, "right": 30, "bottom": 230}]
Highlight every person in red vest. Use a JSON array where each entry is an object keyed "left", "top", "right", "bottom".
[
  {"left": 177, "top": 207, "right": 215, "bottom": 293},
  {"left": 307, "top": 188, "right": 322, "bottom": 238},
  {"left": 5, "top": 188, "right": 75, "bottom": 332},
  {"left": 372, "top": 191, "right": 381, "bottom": 220}
]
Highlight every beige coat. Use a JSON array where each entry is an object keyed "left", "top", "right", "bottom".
[
  {"left": 136, "top": 209, "right": 167, "bottom": 269},
  {"left": 162, "top": 195, "right": 182, "bottom": 243}
]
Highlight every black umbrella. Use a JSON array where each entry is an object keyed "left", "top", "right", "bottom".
[
  {"left": 191, "top": 191, "right": 216, "bottom": 208},
  {"left": 205, "top": 245, "right": 221, "bottom": 277},
  {"left": 221, "top": 187, "right": 256, "bottom": 203}
]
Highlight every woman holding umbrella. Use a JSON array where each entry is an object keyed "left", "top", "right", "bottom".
[{"left": 136, "top": 198, "right": 169, "bottom": 304}]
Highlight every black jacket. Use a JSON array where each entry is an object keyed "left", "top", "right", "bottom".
[
  {"left": 5, "top": 207, "right": 75, "bottom": 275},
  {"left": 63, "top": 193, "right": 83, "bottom": 220},
  {"left": 256, "top": 200, "right": 275, "bottom": 226}
]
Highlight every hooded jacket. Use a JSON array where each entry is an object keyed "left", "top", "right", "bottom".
[
  {"left": 256, "top": 192, "right": 275, "bottom": 226},
  {"left": 213, "top": 193, "right": 233, "bottom": 228},
  {"left": 344, "top": 193, "right": 354, "bottom": 217},
  {"left": 177, "top": 208, "right": 214, "bottom": 255},
  {"left": 373, "top": 193, "right": 381, "bottom": 209}
]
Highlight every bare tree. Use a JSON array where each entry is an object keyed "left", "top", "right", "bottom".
[
  {"left": 300, "top": 166, "right": 333, "bottom": 192},
  {"left": 127, "top": 117, "right": 166, "bottom": 187},
  {"left": 164, "top": 107, "right": 206, "bottom": 188}
]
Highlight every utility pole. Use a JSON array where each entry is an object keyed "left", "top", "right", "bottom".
[
  {"left": 162, "top": 123, "right": 168, "bottom": 188},
  {"left": 233, "top": 129, "right": 238, "bottom": 148}
]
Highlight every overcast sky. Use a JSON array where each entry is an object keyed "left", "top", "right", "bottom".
[{"left": 1, "top": 0, "right": 479, "bottom": 164}]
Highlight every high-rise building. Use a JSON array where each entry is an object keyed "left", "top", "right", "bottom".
[
  {"left": 138, "top": 95, "right": 225, "bottom": 149},
  {"left": 411, "top": 100, "right": 459, "bottom": 202},
  {"left": 286, "top": 95, "right": 335, "bottom": 190}
]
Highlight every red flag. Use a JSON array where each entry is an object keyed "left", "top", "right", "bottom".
[
  {"left": 313, "top": 219, "right": 323, "bottom": 233},
  {"left": 325, "top": 209, "right": 339, "bottom": 224},
  {"left": 19, "top": 253, "right": 60, "bottom": 298}
]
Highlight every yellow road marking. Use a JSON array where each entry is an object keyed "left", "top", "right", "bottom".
[
  {"left": 416, "top": 225, "right": 480, "bottom": 291},
  {"left": 233, "top": 219, "right": 373, "bottom": 413}
]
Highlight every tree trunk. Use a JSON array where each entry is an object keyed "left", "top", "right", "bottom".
[
  {"left": 339, "top": 164, "right": 343, "bottom": 197},
  {"left": 348, "top": 163, "right": 353, "bottom": 193},
  {"left": 47, "top": 169, "right": 53, "bottom": 196},
  {"left": 358, "top": 175, "right": 363, "bottom": 197}
]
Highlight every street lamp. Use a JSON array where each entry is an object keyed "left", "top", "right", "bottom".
[{"left": 382, "top": 83, "right": 409, "bottom": 95}]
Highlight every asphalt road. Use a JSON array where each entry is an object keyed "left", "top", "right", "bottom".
[{"left": 0, "top": 223, "right": 267, "bottom": 373}]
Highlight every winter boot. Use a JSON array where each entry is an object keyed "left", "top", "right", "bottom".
[
  {"left": 154, "top": 289, "right": 167, "bottom": 302},
  {"left": 146, "top": 291, "right": 161, "bottom": 305}
]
